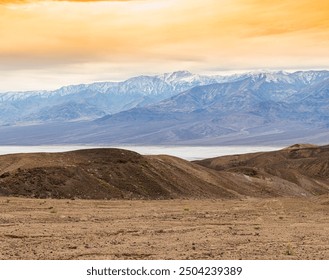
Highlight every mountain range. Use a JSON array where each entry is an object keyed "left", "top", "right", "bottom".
[
  {"left": 0, "top": 70, "right": 329, "bottom": 145},
  {"left": 0, "top": 71, "right": 239, "bottom": 125}
]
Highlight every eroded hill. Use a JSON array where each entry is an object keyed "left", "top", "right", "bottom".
[
  {"left": 0, "top": 148, "right": 238, "bottom": 199},
  {"left": 195, "top": 144, "right": 329, "bottom": 197},
  {"left": 0, "top": 145, "right": 328, "bottom": 199}
]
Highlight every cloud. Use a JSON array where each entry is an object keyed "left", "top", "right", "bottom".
[
  {"left": 234, "top": 0, "right": 329, "bottom": 36},
  {"left": 0, "top": 0, "right": 134, "bottom": 4},
  {"left": 0, "top": 0, "right": 329, "bottom": 91}
]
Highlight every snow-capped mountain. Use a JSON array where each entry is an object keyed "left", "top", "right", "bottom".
[
  {"left": 0, "top": 70, "right": 241, "bottom": 124},
  {"left": 93, "top": 70, "right": 329, "bottom": 145},
  {"left": 0, "top": 70, "right": 329, "bottom": 146}
]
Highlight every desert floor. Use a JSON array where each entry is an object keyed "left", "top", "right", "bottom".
[{"left": 0, "top": 196, "right": 328, "bottom": 260}]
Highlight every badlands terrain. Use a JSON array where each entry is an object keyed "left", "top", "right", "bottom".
[{"left": 0, "top": 144, "right": 329, "bottom": 259}]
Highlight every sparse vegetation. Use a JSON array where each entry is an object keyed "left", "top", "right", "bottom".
[{"left": 285, "top": 245, "right": 294, "bottom": 256}]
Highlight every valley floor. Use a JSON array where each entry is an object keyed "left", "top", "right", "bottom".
[{"left": 0, "top": 196, "right": 328, "bottom": 260}]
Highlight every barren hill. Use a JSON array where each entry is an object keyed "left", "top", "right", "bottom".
[
  {"left": 0, "top": 146, "right": 328, "bottom": 199},
  {"left": 195, "top": 144, "right": 329, "bottom": 197},
  {"left": 0, "top": 148, "right": 238, "bottom": 199}
]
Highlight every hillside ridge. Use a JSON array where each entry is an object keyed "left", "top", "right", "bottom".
[{"left": 1, "top": 145, "right": 328, "bottom": 199}]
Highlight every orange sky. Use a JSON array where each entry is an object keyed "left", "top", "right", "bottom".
[{"left": 0, "top": 0, "right": 328, "bottom": 91}]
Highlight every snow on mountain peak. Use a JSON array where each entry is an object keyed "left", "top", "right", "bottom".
[
  {"left": 244, "top": 70, "right": 297, "bottom": 84},
  {"left": 159, "top": 70, "right": 193, "bottom": 83}
]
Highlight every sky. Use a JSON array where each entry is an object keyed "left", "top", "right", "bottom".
[{"left": 0, "top": 0, "right": 328, "bottom": 91}]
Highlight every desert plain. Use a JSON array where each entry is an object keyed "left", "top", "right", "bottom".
[{"left": 1, "top": 196, "right": 329, "bottom": 260}]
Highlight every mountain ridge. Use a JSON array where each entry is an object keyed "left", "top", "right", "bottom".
[
  {"left": 0, "top": 70, "right": 244, "bottom": 125},
  {"left": 0, "top": 70, "right": 329, "bottom": 145},
  {"left": 88, "top": 70, "right": 329, "bottom": 145}
]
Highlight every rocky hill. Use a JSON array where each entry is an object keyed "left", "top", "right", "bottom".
[
  {"left": 195, "top": 144, "right": 329, "bottom": 197},
  {"left": 1, "top": 145, "right": 328, "bottom": 199},
  {"left": 0, "top": 148, "right": 236, "bottom": 199}
]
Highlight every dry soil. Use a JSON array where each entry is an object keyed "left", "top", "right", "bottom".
[{"left": 1, "top": 196, "right": 328, "bottom": 260}]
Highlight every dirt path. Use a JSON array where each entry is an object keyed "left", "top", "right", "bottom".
[{"left": 0, "top": 196, "right": 328, "bottom": 260}]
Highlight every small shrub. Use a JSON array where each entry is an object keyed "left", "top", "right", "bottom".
[{"left": 285, "top": 245, "right": 293, "bottom": 256}]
